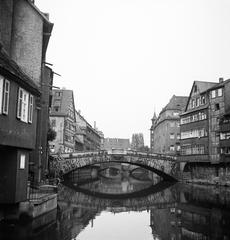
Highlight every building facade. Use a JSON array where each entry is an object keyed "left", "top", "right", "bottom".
[
  {"left": 0, "top": 0, "right": 53, "bottom": 203},
  {"left": 75, "top": 111, "right": 101, "bottom": 151},
  {"left": 103, "top": 138, "right": 131, "bottom": 151},
  {"left": 179, "top": 79, "right": 230, "bottom": 180},
  {"left": 150, "top": 95, "right": 188, "bottom": 155},
  {"left": 50, "top": 89, "right": 78, "bottom": 153}
]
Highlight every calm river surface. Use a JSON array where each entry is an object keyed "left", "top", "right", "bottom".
[{"left": 1, "top": 164, "right": 230, "bottom": 239}]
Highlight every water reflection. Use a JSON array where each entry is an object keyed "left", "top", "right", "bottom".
[{"left": 1, "top": 165, "right": 230, "bottom": 239}]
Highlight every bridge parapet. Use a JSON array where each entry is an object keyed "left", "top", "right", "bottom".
[{"left": 50, "top": 150, "right": 178, "bottom": 180}]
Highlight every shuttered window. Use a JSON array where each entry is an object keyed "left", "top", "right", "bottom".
[
  {"left": 1, "top": 78, "right": 10, "bottom": 115},
  {"left": 17, "top": 87, "right": 33, "bottom": 123}
]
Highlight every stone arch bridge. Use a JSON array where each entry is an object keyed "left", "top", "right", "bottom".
[{"left": 50, "top": 149, "right": 178, "bottom": 181}]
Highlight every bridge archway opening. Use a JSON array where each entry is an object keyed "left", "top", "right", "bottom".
[{"left": 66, "top": 160, "right": 177, "bottom": 182}]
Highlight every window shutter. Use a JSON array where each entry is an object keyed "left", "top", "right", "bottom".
[
  {"left": 28, "top": 95, "right": 33, "bottom": 123},
  {"left": 3, "top": 80, "right": 10, "bottom": 114},
  {"left": 0, "top": 76, "right": 3, "bottom": 114},
  {"left": 17, "top": 88, "right": 23, "bottom": 119}
]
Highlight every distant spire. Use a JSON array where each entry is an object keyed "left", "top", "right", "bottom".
[{"left": 152, "top": 106, "right": 157, "bottom": 120}]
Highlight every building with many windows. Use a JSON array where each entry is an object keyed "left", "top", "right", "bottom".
[
  {"left": 179, "top": 79, "right": 230, "bottom": 180},
  {"left": 50, "top": 89, "right": 81, "bottom": 153},
  {"left": 150, "top": 95, "right": 188, "bottom": 155},
  {"left": 0, "top": 0, "right": 53, "bottom": 203},
  {"left": 75, "top": 111, "right": 102, "bottom": 151}
]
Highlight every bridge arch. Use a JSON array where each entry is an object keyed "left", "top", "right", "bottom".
[
  {"left": 50, "top": 150, "right": 178, "bottom": 181},
  {"left": 71, "top": 160, "right": 177, "bottom": 181}
]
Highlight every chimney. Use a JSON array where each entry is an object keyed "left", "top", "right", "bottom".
[
  {"left": 219, "top": 77, "right": 224, "bottom": 83},
  {"left": 94, "top": 121, "right": 97, "bottom": 129}
]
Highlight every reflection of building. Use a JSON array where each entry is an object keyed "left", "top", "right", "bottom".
[
  {"left": 58, "top": 201, "right": 99, "bottom": 240},
  {"left": 150, "top": 95, "right": 188, "bottom": 155},
  {"left": 150, "top": 207, "right": 181, "bottom": 240},
  {"left": 50, "top": 89, "right": 80, "bottom": 153},
  {"left": 0, "top": 0, "right": 53, "bottom": 203},
  {"left": 103, "top": 138, "right": 131, "bottom": 151}
]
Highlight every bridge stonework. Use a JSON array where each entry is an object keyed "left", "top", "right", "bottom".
[{"left": 50, "top": 150, "right": 179, "bottom": 181}]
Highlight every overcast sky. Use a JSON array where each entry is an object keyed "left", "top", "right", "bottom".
[{"left": 37, "top": 0, "right": 230, "bottom": 146}]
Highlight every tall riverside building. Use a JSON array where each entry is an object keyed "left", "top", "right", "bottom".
[
  {"left": 179, "top": 79, "right": 230, "bottom": 180},
  {"left": 150, "top": 95, "right": 188, "bottom": 155},
  {"left": 50, "top": 89, "right": 78, "bottom": 153}
]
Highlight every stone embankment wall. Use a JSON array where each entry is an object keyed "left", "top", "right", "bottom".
[{"left": 181, "top": 163, "right": 230, "bottom": 187}]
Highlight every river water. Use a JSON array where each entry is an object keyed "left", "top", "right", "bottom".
[{"left": 1, "top": 164, "right": 230, "bottom": 239}]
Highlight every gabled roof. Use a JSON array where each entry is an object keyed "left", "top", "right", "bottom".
[
  {"left": 195, "top": 81, "right": 217, "bottom": 94},
  {"left": 0, "top": 49, "right": 40, "bottom": 96},
  {"left": 184, "top": 80, "right": 217, "bottom": 111}
]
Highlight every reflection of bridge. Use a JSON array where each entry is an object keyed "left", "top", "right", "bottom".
[
  {"left": 58, "top": 181, "right": 177, "bottom": 211},
  {"left": 51, "top": 149, "right": 178, "bottom": 181}
]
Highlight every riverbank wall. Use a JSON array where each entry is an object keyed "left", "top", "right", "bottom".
[{"left": 179, "top": 162, "right": 230, "bottom": 187}]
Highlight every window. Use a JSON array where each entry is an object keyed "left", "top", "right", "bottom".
[
  {"left": 170, "top": 133, "right": 175, "bottom": 139},
  {"left": 28, "top": 95, "right": 33, "bottom": 123},
  {"left": 0, "top": 76, "right": 3, "bottom": 114},
  {"left": 211, "top": 90, "right": 216, "bottom": 98},
  {"left": 217, "top": 88, "right": 223, "bottom": 97},
  {"left": 17, "top": 88, "right": 33, "bottom": 123},
  {"left": 19, "top": 154, "right": 26, "bottom": 169},
  {"left": 192, "top": 99, "right": 195, "bottom": 108},
  {"left": 201, "top": 96, "right": 206, "bottom": 105},
  {"left": 2, "top": 79, "right": 10, "bottom": 114},
  {"left": 194, "top": 85, "right": 197, "bottom": 93},
  {"left": 170, "top": 145, "right": 175, "bottom": 151},
  {"left": 215, "top": 103, "right": 220, "bottom": 111},
  {"left": 177, "top": 133, "right": 180, "bottom": 139},
  {"left": 173, "top": 112, "right": 179, "bottom": 116},
  {"left": 196, "top": 97, "right": 200, "bottom": 107},
  {"left": 55, "top": 91, "right": 62, "bottom": 97},
  {"left": 51, "top": 119, "right": 56, "bottom": 128}
]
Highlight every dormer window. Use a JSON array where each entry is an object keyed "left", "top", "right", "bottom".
[
  {"left": 201, "top": 96, "right": 206, "bottom": 105},
  {"left": 194, "top": 85, "right": 197, "bottom": 93},
  {"left": 211, "top": 90, "right": 216, "bottom": 98},
  {"left": 192, "top": 99, "right": 195, "bottom": 108}
]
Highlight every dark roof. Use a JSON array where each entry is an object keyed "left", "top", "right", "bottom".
[
  {"left": 0, "top": 49, "right": 40, "bottom": 96},
  {"left": 206, "top": 79, "right": 230, "bottom": 91},
  {"left": 194, "top": 80, "right": 217, "bottom": 94},
  {"left": 160, "top": 95, "right": 188, "bottom": 114}
]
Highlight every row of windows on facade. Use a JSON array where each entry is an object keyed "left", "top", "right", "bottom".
[
  {"left": 151, "top": 122, "right": 180, "bottom": 134},
  {"left": 181, "top": 145, "right": 230, "bottom": 155},
  {"left": 0, "top": 76, "right": 33, "bottom": 123},
  {"left": 181, "top": 144, "right": 205, "bottom": 155},
  {"left": 188, "top": 87, "right": 223, "bottom": 110},
  {"left": 169, "top": 145, "right": 180, "bottom": 151},
  {"left": 51, "top": 119, "right": 76, "bottom": 132},
  {"left": 181, "top": 128, "right": 207, "bottom": 140},
  {"left": 188, "top": 96, "right": 206, "bottom": 110},
  {"left": 180, "top": 112, "right": 207, "bottom": 125},
  {"left": 151, "top": 132, "right": 180, "bottom": 142},
  {"left": 220, "top": 132, "right": 230, "bottom": 140},
  {"left": 52, "top": 106, "right": 75, "bottom": 119}
]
